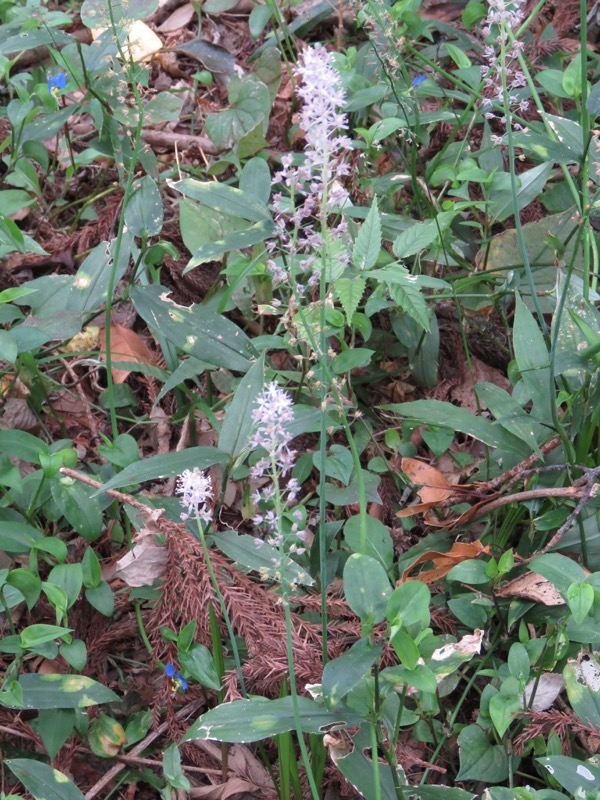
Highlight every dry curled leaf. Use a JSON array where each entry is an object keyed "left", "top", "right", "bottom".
[
  {"left": 495, "top": 572, "right": 565, "bottom": 606},
  {"left": 400, "top": 540, "right": 491, "bottom": 584},
  {"left": 100, "top": 323, "right": 155, "bottom": 383}
]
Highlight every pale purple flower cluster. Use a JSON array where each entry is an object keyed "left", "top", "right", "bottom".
[
  {"left": 176, "top": 468, "right": 213, "bottom": 523},
  {"left": 267, "top": 45, "right": 353, "bottom": 290},
  {"left": 249, "top": 383, "right": 308, "bottom": 563},
  {"left": 480, "top": 0, "right": 529, "bottom": 140}
]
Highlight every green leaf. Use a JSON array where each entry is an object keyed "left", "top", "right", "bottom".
[
  {"left": 239, "top": 157, "right": 271, "bottom": 204},
  {"left": 97, "top": 446, "right": 229, "bottom": 494},
  {"left": 489, "top": 683, "right": 520, "bottom": 737},
  {"left": 333, "top": 725, "right": 406, "bottom": 800},
  {"left": 173, "top": 179, "right": 271, "bottom": 223},
  {"left": 343, "top": 554, "right": 392, "bottom": 626},
  {"left": 20, "top": 624, "right": 71, "bottom": 649},
  {"left": 0, "top": 330, "right": 17, "bottom": 364},
  {"left": 0, "top": 521, "right": 44, "bottom": 554},
  {"left": 384, "top": 400, "right": 530, "bottom": 457},
  {"left": 205, "top": 76, "right": 271, "bottom": 150},
  {"left": 8, "top": 674, "right": 119, "bottom": 710},
  {"left": 85, "top": 582, "right": 114, "bottom": 617},
  {"left": 131, "top": 284, "right": 256, "bottom": 372},
  {"left": 447, "top": 559, "right": 490, "bottom": 585},
  {"left": 162, "top": 743, "right": 191, "bottom": 791},
  {"left": 393, "top": 219, "right": 439, "bottom": 258},
  {"left": 390, "top": 628, "right": 420, "bottom": 669},
  {"left": 562, "top": 53, "right": 583, "bottom": 98},
  {"left": 80, "top": 0, "right": 158, "bottom": 27},
  {"left": 332, "top": 348, "right": 374, "bottom": 374},
  {"left": 219, "top": 354, "right": 265, "bottom": 456},
  {"left": 489, "top": 162, "right": 553, "bottom": 223},
  {"left": 475, "top": 382, "right": 544, "bottom": 455},
  {"left": 47, "top": 564, "right": 83, "bottom": 609},
  {"left": 182, "top": 696, "right": 359, "bottom": 743},
  {"left": 51, "top": 479, "right": 103, "bottom": 541},
  {"left": 143, "top": 92, "right": 184, "bottom": 125},
  {"left": 513, "top": 294, "right": 553, "bottom": 420},
  {"left": 538, "top": 756, "right": 600, "bottom": 795},
  {"left": 185, "top": 218, "right": 274, "bottom": 269},
  {"left": 334, "top": 277, "right": 366, "bottom": 325},
  {"left": 387, "top": 582, "right": 431, "bottom": 630},
  {"left": 0, "top": 430, "right": 49, "bottom": 461},
  {"left": 0, "top": 29, "right": 73, "bottom": 55},
  {"left": 37, "top": 709, "right": 76, "bottom": 759},
  {"left": 125, "top": 175, "right": 163, "bottom": 237},
  {"left": 566, "top": 581, "right": 594, "bottom": 625},
  {"left": 215, "top": 530, "right": 314, "bottom": 587},
  {"left": 353, "top": 199, "right": 381, "bottom": 270},
  {"left": 529, "top": 553, "right": 585, "bottom": 598},
  {"left": 60, "top": 640, "right": 87, "bottom": 671},
  {"left": 179, "top": 644, "right": 221, "bottom": 691},
  {"left": 6, "top": 569, "right": 41, "bottom": 610},
  {"left": 6, "top": 758, "right": 84, "bottom": 800},
  {"left": 563, "top": 652, "right": 600, "bottom": 729},
  {"left": 322, "top": 639, "right": 382, "bottom": 706},
  {"left": 344, "top": 515, "right": 393, "bottom": 571},
  {"left": 457, "top": 724, "right": 509, "bottom": 781},
  {"left": 366, "top": 266, "right": 432, "bottom": 330}
]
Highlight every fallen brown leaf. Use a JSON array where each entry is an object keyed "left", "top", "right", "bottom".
[
  {"left": 100, "top": 324, "right": 155, "bottom": 383},
  {"left": 400, "top": 540, "right": 491, "bottom": 584}
]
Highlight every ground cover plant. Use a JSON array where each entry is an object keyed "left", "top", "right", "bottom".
[{"left": 0, "top": 0, "right": 599, "bottom": 797}]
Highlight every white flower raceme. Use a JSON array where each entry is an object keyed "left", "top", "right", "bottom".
[
  {"left": 250, "top": 382, "right": 296, "bottom": 478},
  {"left": 267, "top": 44, "right": 353, "bottom": 288},
  {"left": 176, "top": 468, "right": 213, "bottom": 522}
]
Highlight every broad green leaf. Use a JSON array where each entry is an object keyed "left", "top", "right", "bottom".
[
  {"left": 387, "top": 582, "right": 431, "bottom": 630},
  {"left": 215, "top": 530, "right": 314, "bottom": 587},
  {"left": 7, "top": 674, "right": 119, "bottom": 709},
  {"left": 563, "top": 652, "right": 600, "bottom": 729},
  {"left": 85, "top": 582, "right": 114, "bottom": 617},
  {"left": 66, "top": 234, "right": 133, "bottom": 314},
  {"left": 457, "top": 724, "right": 509, "bottom": 781},
  {"left": 384, "top": 400, "right": 530, "bottom": 457},
  {"left": 353, "top": 199, "right": 381, "bottom": 270},
  {"left": 0, "top": 430, "right": 49, "bottom": 461},
  {"left": 529, "top": 553, "right": 585, "bottom": 598},
  {"left": 131, "top": 284, "right": 256, "bottom": 372},
  {"left": 0, "top": 29, "right": 72, "bottom": 55},
  {"left": 173, "top": 179, "right": 271, "bottom": 223},
  {"left": 0, "top": 330, "right": 17, "bottom": 364},
  {"left": 205, "top": 76, "right": 271, "bottom": 150},
  {"left": 393, "top": 220, "right": 439, "bottom": 258},
  {"left": 489, "top": 679, "right": 520, "bottom": 736},
  {"left": 37, "top": 709, "right": 76, "bottom": 759},
  {"left": 0, "top": 521, "right": 44, "bottom": 553},
  {"left": 343, "top": 554, "right": 391, "bottom": 626},
  {"left": 566, "top": 582, "right": 594, "bottom": 625},
  {"left": 47, "top": 564, "right": 83, "bottom": 609},
  {"left": 475, "top": 382, "right": 544, "bottom": 454},
  {"left": 333, "top": 725, "right": 406, "bottom": 800},
  {"left": 334, "top": 277, "right": 366, "bottom": 324},
  {"left": 538, "top": 756, "right": 600, "bottom": 795},
  {"left": 344, "top": 515, "right": 393, "bottom": 571},
  {"left": 81, "top": 0, "right": 158, "bottom": 27},
  {"left": 185, "top": 218, "right": 274, "bottom": 269},
  {"left": 20, "top": 624, "right": 71, "bottom": 649},
  {"left": 143, "top": 93, "right": 183, "bottom": 126},
  {"left": 332, "top": 348, "right": 374, "bottom": 374},
  {"left": 562, "top": 53, "right": 583, "bottom": 98},
  {"left": 322, "top": 639, "right": 382, "bottom": 706},
  {"left": 162, "top": 744, "right": 191, "bottom": 792},
  {"left": 6, "top": 759, "right": 84, "bottom": 800},
  {"left": 489, "top": 161, "right": 553, "bottom": 223},
  {"left": 51, "top": 479, "right": 103, "bottom": 541},
  {"left": 239, "top": 157, "right": 271, "bottom": 204},
  {"left": 182, "top": 696, "right": 359, "bottom": 743},
  {"left": 125, "top": 175, "right": 163, "bottom": 237},
  {"left": 97, "top": 446, "right": 230, "bottom": 494},
  {"left": 513, "top": 294, "right": 553, "bottom": 420},
  {"left": 6, "top": 569, "right": 41, "bottom": 610},
  {"left": 179, "top": 199, "right": 247, "bottom": 265},
  {"left": 219, "top": 354, "right": 265, "bottom": 456},
  {"left": 390, "top": 628, "right": 420, "bottom": 669},
  {"left": 179, "top": 645, "right": 221, "bottom": 691}
]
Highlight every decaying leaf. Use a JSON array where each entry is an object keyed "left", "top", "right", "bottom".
[
  {"left": 523, "top": 673, "right": 564, "bottom": 711},
  {"left": 113, "top": 531, "right": 167, "bottom": 587},
  {"left": 400, "top": 540, "right": 491, "bottom": 584},
  {"left": 100, "top": 323, "right": 156, "bottom": 383},
  {"left": 495, "top": 572, "right": 565, "bottom": 606},
  {"left": 92, "top": 20, "right": 163, "bottom": 62}
]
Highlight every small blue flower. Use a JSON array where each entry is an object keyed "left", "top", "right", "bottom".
[
  {"left": 47, "top": 71, "right": 67, "bottom": 97},
  {"left": 411, "top": 74, "right": 427, "bottom": 87},
  {"left": 164, "top": 662, "right": 188, "bottom": 693}
]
